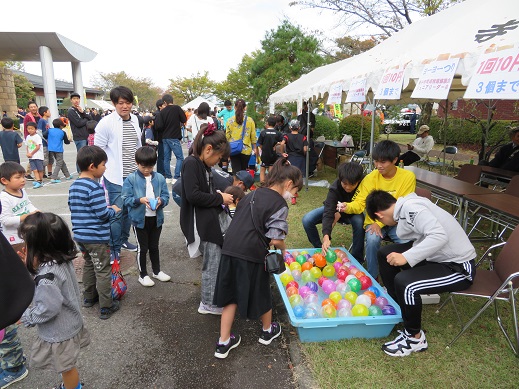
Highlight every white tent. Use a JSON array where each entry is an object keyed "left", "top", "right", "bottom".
[
  {"left": 87, "top": 99, "right": 115, "bottom": 111},
  {"left": 182, "top": 96, "right": 221, "bottom": 111},
  {"left": 269, "top": 0, "right": 519, "bottom": 105}
]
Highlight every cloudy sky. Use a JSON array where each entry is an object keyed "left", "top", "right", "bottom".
[{"left": 2, "top": 0, "right": 346, "bottom": 90}]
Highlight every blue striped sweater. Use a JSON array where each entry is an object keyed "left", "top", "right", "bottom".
[{"left": 68, "top": 178, "right": 115, "bottom": 243}]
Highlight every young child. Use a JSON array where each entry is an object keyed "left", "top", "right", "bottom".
[
  {"left": 302, "top": 162, "right": 365, "bottom": 260},
  {"left": 365, "top": 190, "right": 476, "bottom": 357},
  {"left": 0, "top": 117, "right": 23, "bottom": 163},
  {"left": 180, "top": 123, "right": 234, "bottom": 315},
  {"left": 37, "top": 106, "right": 53, "bottom": 178},
  {"left": 223, "top": 185, "right": 245, "bottom": 218},
  {"left": 258, "top": 115, "right": 284, "bottom": 185},
  {"left": 282, "top": 119, "right": 307, "bottom": 204},
  {"left": 86, "top": 120, "right": 98, "bottom": 146},
  {"left": 0, "top": 162, "right": 36, "bottom": 389},
  {"left": 122, "top": 146, "right": 170, "bottom": 287},
  {"left": 213, "top": 158, "right": 302, "bottom": 358},
  {"left": 48, "top": 118, "right": 72, "bottom": 183},
  {"left": 25, "top": 122, "right": 44, "bottom": 188},
  {"left": 68, "top": 146, "right": 121, "bottom": 320},
  {"left": 142, "top": 117, "right": 158, "bottom": 149},
  {"left": 19, "top": 212, "right": 90, "bottom": 389}
]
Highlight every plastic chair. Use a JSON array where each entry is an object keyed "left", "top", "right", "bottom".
[
  {"left": 314, "top": 141, "right": 325, "bottom": 172},
  {"left": 426, "top": 146, "right": 458, "bottom": 173},
  {"left": 350, "top": 150, "right": 370, "bottom": 172},
  {"left": 436, "top": 225, "right": 519, "bottom": 356}
]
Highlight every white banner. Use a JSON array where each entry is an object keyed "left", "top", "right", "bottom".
[
  {"left": 411, "top": 58, "right": 460, "bottom": 99},
  {"left": 374, "top": 66, "right": 406, "bottom": 100},
  {"left": 464, "top": 48, "right": 519, "bottom": 99},
  {"left": 345, "top": 78, "right": 367, "bottom": 103},
  {"left": 326, "top": 82, "right": 343, "bottom": 105}
]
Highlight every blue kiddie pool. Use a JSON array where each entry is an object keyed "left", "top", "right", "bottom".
[{"left": 274, "top": 247, "right": 402, "bottom": 342}]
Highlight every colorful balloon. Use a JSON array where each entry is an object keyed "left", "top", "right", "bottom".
[
  {"left": 325, "top": 249, "right": 337, "bottom": 263},
  {"left": 298, "top": 285, "right": 311, "bottom": 298},
  {"left": 286, "top": 280, "right": 299, "bottom": 290},
  {"left": 368, "top": 305, "right": 383, "bottom": 316},
  {"left": 333, "top": 261, "right": 343, "bottom": 272},
  {"left": 296, "top": 255, "right": 307, "bottom": 266},
  {"left": 363, "top": 291, "right": 377, "bottom": 305},
  {"left": 310, "top": 267, "right": 322, "bottom": 280},
  {"left": 322, "top": 279, "right": 336, "bottom": 294},
  {"left": 306, "top": 281, "right": 319, "bottom": 293},
  {"left": 313, "top": 253, "right": 327, "bottom": 268},
  {"left": 355, "top": 294, "right": 372, "bottom": 308},
  {"left": 322, "top": 265, "right": 335, "bottom": 278},
  {"left": 321, "top": 298, "right": 337, "bottom": 309},
  {"left": 318, "top": 276, "right": 328, "bottom": 287},
  {"left": 367, "top": 286, "right": 381, "bottom": 297},
  {"left": 289, "top": 262, "right": 302, "bottom": 272},
  {"left": 352, "top": 304, "right": 369, "bottom": 316},
  {"left": 337, "top": 299, "right": 352, "bottom": 311},
  {"left": 286, "top": 286, "right": 299, "bottom": 297},
  {"left": 321, "top": 304, "right": 337, "bottom": 318},
  {"left": 337, "top": 269, "right": 349, "bottom": 281},
  {"left": 291, "top": 269, "right": 302, "bottom": 281},
  {"left": 293, "top": 305, "right": 305, "bottom": 318},
  {"left": 347, "top": 278, "right": 362, "bottom": 293},
  {"left": 301, "top": 270, "right": 314, "bottom": 283},
  {"left": 382, "top": 304, "right": 397, "bottom": 315},
  {"left": 289, "top": 294, "right": 303, "bottom": 307},
  {"left": 303, "top": 293, "right": 319, "bottom": 305},
  {"left": 329, "top": 291, "right": 342, "bottom": 304},
  {"left": 338, "top": 307, "right": 352, "bottom": 317},
  {"left": 280, "top": 272, "right": 294, "bottom": 286},
  {"left": 301, "top": 262, "right": 313, "bottom": 272},
  {"left": 375, "top": 296, "right": 389, "bottom": 308},
  {"left": 344, "top": 291, "right": 358, "bottom": 305},
  {"left": 358, "top": 275, "right": 372, "bottom": 290},
  {"left": 304, "top": 307, "right": 319, "bottom": 319}
]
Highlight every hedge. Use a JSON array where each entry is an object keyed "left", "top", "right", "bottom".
[
  {"left": 314, "top": 115, "right": 339, "bottom": 140},
  {"left": 339, "top": 114, "right": 380, "bottom": 148}
]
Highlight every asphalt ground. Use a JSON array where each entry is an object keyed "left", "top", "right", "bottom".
[{"left": 11, "top": 143, "right": 304, "bottom": 389}]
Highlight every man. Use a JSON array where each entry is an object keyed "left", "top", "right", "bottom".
[
  {"left": 154, "top": 94, "right": 187, "bottom": 184},
  {"left": 486, "top": 127, "right": 519, "bottom": 171},
  {"left": 409, "top": 109, "right": 417, "bottom": 134},
  {"left": 171, "top": 169, "right": 254, "bottom": 207},
  {"left": 366, "top": 190, "right": 475, "bottom": 357},
  {"left": 216, "top": 100, "right": 235, "bottom": 130},
  {"left": 297, "top": 101, "right": 315, "bottom": 138},
  {"left": 67, "top": 92, "right": 91, "bottom": 151},
  {"left": 154, "top": 98, "right": 166, "bottom": 175},
  {"left": 22, "top": 101, "right": 41, "bottom": 180},
  {"left": 91, "top": 108, "right": 102, "bottom": 122},
  {"left": 400, "top": 125, "right": 434, "bottom": 166},
  {"left": 94, "top": 86, "right": 142, "bottom": 258}
]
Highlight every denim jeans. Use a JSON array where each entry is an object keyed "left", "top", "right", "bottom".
[
  {"left": 156, "top": 142, "right": 165, "bottom": 175},
  {"left": 103, "top": 177, "right": 131, "bottom": 254},
  {"left": 302, "top": 206, "right": 365, "bottom": 261},
  {"left": 74, "top": 139, "right": 87, "bottom": 152},
  {"left": 163, "top": 138, "right": 183, "bottom": 179},
  {"left": 172, "top": 190, "right": 182, "bottom": 207},
  {"left": 365, "top": 224, "right": 407, "bottom": 278}
]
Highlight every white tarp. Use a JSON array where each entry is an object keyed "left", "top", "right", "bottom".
[
  {"left": 345, "top": 78, "right": 367, "bottom": 103},
  {"left": 182, "top": 96, "right": 221, "bottom": 111},
  {"left": 87, "top": 99, "right": 114, "bottom": 111},
  {"left": 268, "top": 0, "right": 519, "bottom": 104},
  {"left": 374, "top": 65, "right": 406, "bottom": 100},
  {"left": 411, "top": 58, "right": 460, "bottom": 99}
]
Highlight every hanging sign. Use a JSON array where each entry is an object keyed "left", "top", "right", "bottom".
[
  {"left": 326, "top": 82, "right": 344, "bottom": 105},
  {"left": 464, "top": 47, "right": 519, "bottom": 99},
  {"left": 374, "top": 65, "right": 406, "bottom": 100},
  {"left": 345, "top": 78, "right": 367, "bottom": 103},
  {"left": 411, "top": 58, "right": 460, "bottom": 99}
]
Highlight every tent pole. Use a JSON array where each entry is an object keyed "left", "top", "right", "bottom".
[
  {"left": 369, "top": 99, "right": 377, "bottom": 172},
  {"left": 442, "top": 99, "right": 449, "bottom": 174},
  {"left": 358, "top": 103, "right": 364, "bottom": 151},
  {"left": 305, "top": 99, "right": 311, "bottom": 191}
]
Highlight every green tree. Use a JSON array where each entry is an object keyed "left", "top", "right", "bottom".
[
  {"left": 215, "top": 53, "right": 257, "bottom": 104},
  {"left": 333, "top": 36, "right": 379, "bottom": 60},
  {"left": 166, "top": 71, "right": 217, "bottom": 106},
  {"left": 14, "top": 74, "right": 35, "bottom": 109},
  {"left": 250, "top": 20, "right": 325, "bottom": 105}
]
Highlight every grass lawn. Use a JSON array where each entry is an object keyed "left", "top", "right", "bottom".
[{"left": 282, "top": 167, "right": 519, "bottom": 388}]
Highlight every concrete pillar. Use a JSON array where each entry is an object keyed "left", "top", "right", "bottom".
[
  {"left": 71, "top": 62, "right": 85, "bottom": 107},
  {"left": 39, "top": 46, "right": 59, "bottom": 120}
]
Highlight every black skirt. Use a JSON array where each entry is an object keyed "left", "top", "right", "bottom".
[{"left": 213, "top": 255, "right": 272, "bottom": 320}]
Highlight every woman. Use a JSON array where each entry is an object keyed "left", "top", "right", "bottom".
[
  {"left": 225, "top": 99, "right": 257, "bottom": 172},
  {"left": 186, "top": 102, "right": 213, "bottom": 140}
]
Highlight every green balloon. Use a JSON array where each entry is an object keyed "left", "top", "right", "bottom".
[
  {"left": 325, "top": 250, "right": 337, "bottom": 263},
  {"left": 296, "top": 255, "right": 307, "bottom": 266}
]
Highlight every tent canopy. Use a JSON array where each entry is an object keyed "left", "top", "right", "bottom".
[
  {"left": 269, "top": 0, "right": 519, "bottom": 105},
  {"left": 182, "top": 96, "right": 221, "bottom": 111}
]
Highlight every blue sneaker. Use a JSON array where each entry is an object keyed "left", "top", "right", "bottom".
[
  {"left": 50, "top": 179, "right": 61, "bottom": 184},
  {"left": 33, "top": 182, "right": 42, "bottom": 189},
  {"left": 0, "top": 365, "right": 28, "bottom": 388},
  {"left": 121, "top": 241, "right": 137, "bottom": 251},
  {"left": 66, "top": 175, "right": 74, "bottom": 180}
]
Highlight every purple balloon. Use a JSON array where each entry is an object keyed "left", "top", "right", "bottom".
[
  {"left": 333, "top": 261, "right": 342, "bottom": 272},
  {"left": 375, "top": 296, "right": 389, "bottom": 308},
  {"left": 337, "top": 299, "right": 352, "bottom": 310},
  {"left": 298, "top": 286, "right": 311, "bottom": 298},
  {"left": 306, "top": 281, "right": 319, "bottom": 293},
  {"left": 382, "top": 304, "right": 397, "bottom": 315},
  {"left": 322, "top": 279, "right": 336, "bottom": 294}
]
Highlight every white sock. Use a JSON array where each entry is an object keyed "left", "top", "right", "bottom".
[
  {"left": 219, "top": 337, "right": 230, "bottom": 345},
  {"left": 263, "top": 325, "right": 272, "bottom": 333}
]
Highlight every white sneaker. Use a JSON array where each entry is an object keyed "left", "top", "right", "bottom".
[
  {"left": 382, "top": 330, "right": 428, "bottom": 357},
  {"left": 171, "top": 178, "right": 177, "bottom": 184},
  {"left": 165, "top": 178, "right": 173, "bottom": 184},
  {"left": 198, "top": 302, "right": 223, "bottom": 315},
  {"left": 152, "top": 271, "right": 171, "bottom": 282},
  {"left": 138, "top": 275, "right": 155, "bottom": 287}
]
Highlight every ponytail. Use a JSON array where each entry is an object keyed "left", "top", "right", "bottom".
[
  {"left": 192, "top": 123, "right": 230, "bottom": 159},
  {"left": 234, "top": 99, "right": 246, "bottom": 125},
  {"left": 266, "top": 158, "right": 303, "bottom": 190}
]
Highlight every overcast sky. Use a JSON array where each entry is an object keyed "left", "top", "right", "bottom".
[{"left": 2, "top": 0, "right": 346, "bottom": 90}]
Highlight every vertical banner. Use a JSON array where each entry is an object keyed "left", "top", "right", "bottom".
[
  {"left": 464, "top": 48, "right": 519, "bottom": 99},
  {"left": 345, "top": 78, "right": 367, "bottom": 103},
  {"left": 327, "top": 82, "right": 344, "bottom": 105},
  {"left": 411, "top": 58, "right": 460, "bottom": 99},
  {"left": 374, "top": 65, "right": 406, "bottom": 100}
]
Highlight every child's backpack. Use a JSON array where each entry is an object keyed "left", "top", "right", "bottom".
[{"left": 111, "top": 260, "right": 127, "bottom": 300}]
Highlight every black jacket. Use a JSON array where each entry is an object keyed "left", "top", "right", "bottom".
[
  {"left": 322, "top": 179, "right": 361, "bottom": 238},
  {"left": 155, "top": 104, "right": 186, "bottom": 140},
  {"left": 67, "top": 107, "right": 90, "bottom": 141},
  {"left": 489, "top": 142, "right": 519, "bottom": 172}
]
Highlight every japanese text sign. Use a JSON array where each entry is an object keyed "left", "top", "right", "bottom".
[
  {"left": 411, "top": 58, "right": 460, "bottom": 99},
  {"left": 374, "top": 66, "right": 406, "bottom": 100},
  {"left": 327, "top": 82, "right": 344, "bottom": 105},
  {"left": 345, "top": 78, "right": 367, "bottom": 103},
  {"left": 464, "top": 48, "right": 519, "bottom": 99}
]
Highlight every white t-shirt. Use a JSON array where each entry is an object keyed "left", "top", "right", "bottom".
[
  {"left": 0, "top": 189, "right": 38, "bottom": 245},
  {"left": 26, "top": 134, "right": 44, "bottom": 160},
  {"left": 145, "top": 175, "right": 156, "bottom": 217},
  {"left": 186, "top": 115, "right": 212, "bottom": 139}
]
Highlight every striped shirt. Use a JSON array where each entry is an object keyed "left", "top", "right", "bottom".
[
  {"left": 122, "top": 118, "right": 138, "bottom": 178},
  {"left": 68, "top": 178, "right": 115, "bottom": 243}
]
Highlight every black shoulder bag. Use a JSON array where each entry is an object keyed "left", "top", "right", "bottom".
[{"left": 249, "top": 191, "right": 285, "bottom": 274}]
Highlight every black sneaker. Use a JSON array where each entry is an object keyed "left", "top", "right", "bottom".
[
  {"left": 99, "top": 300, "right": 120, "bottom": 320},
  {"left": 25, "top": 174, "right": 34, "bottom": 181},
  {"left": 214, "top": 334, "right": 241, "bottom": 359},
  {"left": 83, "top": 296, "right": 99, "bottom": 308},
  {"left": 42, "top": 173, "right": 48, "bottom": 179},
  {"left": 258, "top": 322, "right": 282, "bottom": 345}
]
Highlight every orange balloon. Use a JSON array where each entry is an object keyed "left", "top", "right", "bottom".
[
  {"left": 313, "top": 253, "right": 326, "bottom": 268},
  {"left": 321, "top": 298, "right": 337, "bottom": 309},
  {"left": 363, "top": 291, "right": 377, "bottom": 305},
  {"left": 301, "top": 262, "right": 313, "bottom": 272},
  {"left": 355, "top": 271, "right": 366, "bottom": 279}
]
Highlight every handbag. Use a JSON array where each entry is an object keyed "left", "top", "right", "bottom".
[
  {"left": 111, "top": 259, "right": 127, "bottom": 300},
  {"left": 249, "top": 191, "right": 285, "bottom": 274},
  {"left": 229, "top": 116, "right": 248, "bottom": 156}
]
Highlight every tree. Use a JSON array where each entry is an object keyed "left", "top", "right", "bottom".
[
  {"left": 14, "top": 74, "right": 35, "bottom": 109},
  {"left": 166, "top": 71, "right": 217, "bottom": 106},
  {"left": 333, "top": 36, "right": 380, "bottom": 60},
  {"left": 215, "top": 53, "right": 257, "bottom": 104},
  {"left": 92, "top": 71, "right": 162, "bottom": 111},
  {"left": 249, "top": 20, "right": 325, "bottom": 105},
  {"left": 290, "top": 0, "right": 459, "bottom": 37}
]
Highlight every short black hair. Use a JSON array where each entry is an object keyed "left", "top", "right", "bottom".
[
  {"left": 338, "top": 162, "right": 364, "bottom": 185},
  {"left": 76, "top": 145, "right": 108, "bottom": 171},
  {"left": 86, "top": 120, "right": 98, "bottom": 134},
  {"left": 0, "top": 161, "right": 26, "bottom": 182},
  {"left": 266, "top": 115, "right": 277, "bottom": 127},
  {"left": 224, "top": 100, "right": 232, "bottom": 107},
  {"left": 135, "top": 146, "right": 157, "bottom": 166},
  {"left": 38, "top": 106, "right": 49, "bottom": 116},
  {"left": 109, "top": 86, "right": 134, "bottom": 105},
  {"left": 372, "top": 140, "right": 401, "bottom": 162},
  {"left": 26, "top": 121, "right": 37, "bottom": 130},
  {"left": 365, "top": 190, "right": 397, "bottom": 221},
  {"left": 27, "top": 101, "right": 37, "bottom": 108},
  {"left": 155, "top": 99, "right": 163, "bottom": 109},
  {"left": 144, "top": 116, "right": 154, "bottom": 127},
  {"left": 52, "top": 118, "right": 65, "bottom": 128},
  {"left": 162, "top": 94, "right": 173, "bottom": 104},
  {"left": 1, "top": 117, "right": 14, "bottom": 129}
]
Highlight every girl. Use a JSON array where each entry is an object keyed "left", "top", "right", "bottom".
[
  {"left": 180, "top": 123, "right": 234, "bottom": 315},
  {"left": 19, "top": 212, "right": 90, "bottom": 389},
  {"left": 213, "top": 158, "right": 303, "bottom": 359},
  {"left": 225, "top": 99, "right": 257, "bottom": 172}
]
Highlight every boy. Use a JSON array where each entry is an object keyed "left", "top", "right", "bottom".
[
  {"left": 122, "top": 146, "right": 170, "bottom": 287},
  {"left": 302, "top": 162, "right": 365, "bottom": 261},
  {"left": 25, "top": 122, "right": 44, "bottom": 188},
  {"left": 0, "top": 161, "right": 38, "bottom": 387},
  {"left": 365, "top": 190, "right": 476, "bottom": 357},
  {"left": 142, "top": 116, "right": 158, "bottom": 148},
  {"left": 68, "top": 146, "right": 121, "bottom": 320},
  {"left": 0, "top": 118, "right": 23, "bottom": 163},
  {"left": 258, "top": 115, "right": 284, "bottom": 184},
  {"left": 87, "top": 120, "right": 98, "bottom": 146},
  {"left": 283, "top": 119, "right": 308, "bottom": 204},
  {"left": 340, "top": 140, "right": 416, "bottom": 278},
  {"left": 37, "top": 106, "right": 53, "bottom": 177},
  {"left": 48, "top": 118, "right": 72, "bottom": 183}
]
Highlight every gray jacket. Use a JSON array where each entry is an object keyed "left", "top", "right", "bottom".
[{"left": 394, "top": 193, "right": 476, "bottom": 267}]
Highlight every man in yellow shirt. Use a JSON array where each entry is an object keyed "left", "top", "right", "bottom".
[{"left": 340, "top": 140, "right": 416, "bottom": 278}]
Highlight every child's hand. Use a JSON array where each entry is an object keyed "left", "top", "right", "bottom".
[
  {"left": 110, "top": 204, "right": 121, "bottom": 213},
  {"left": 220, "top": 192, "right": 234, "bottom": 206},
  {"left": 16, "top": 246, "right": 27, "bottom": 264},
  {"left": 336, "top": 202, "right": 346, "bottom": 212},
  {"left": 156, "top": 197, "right": 162, "bottom": 208},
  {"left": 139, "top": 197, "right": 151, "bottom": 208},
  {"left": 26, "top": 153, "right": 32, "bottom": 158},
  {"left": 282, "top": 153, "right": 288, "bottom": 158}
]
